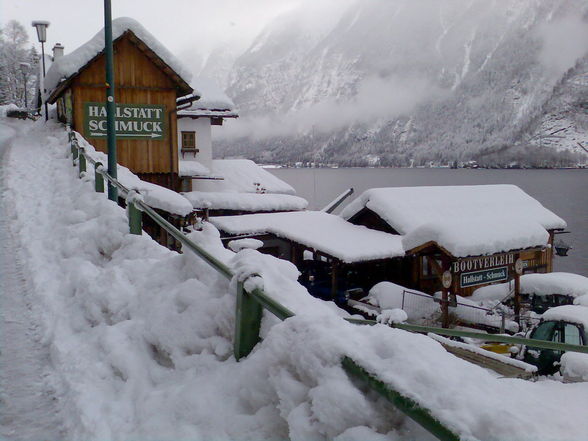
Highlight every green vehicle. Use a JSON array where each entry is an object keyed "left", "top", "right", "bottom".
[{"left": 522, "top": 305, "right": 587, "bottom": 375}]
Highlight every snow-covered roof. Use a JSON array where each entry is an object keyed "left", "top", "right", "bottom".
[
  {"left": 342, "top": 185, "right": 566, "bottom": 257},
  {"left": 541, "top": 305, "right": 588, "bottom": 330},
  {"left": 522, "top": 272, "right": 588, "bottom": 298},
  {"left": 184, "top": 191, "right": 308, "bottom": 212},
  {"left": 200, "top": 159, "right": 297, "bottom": 195},
  {"left": 178, "top": 77, "right": 238, "bottom": 118},
  {"left": 471, "top": 272, "right": 588, "bottom": 301},
  {"left": 178, "top": 160, "right": 210, "bottom": 178},
  {"left": 401, "top": 217, "right": 549, "bottom": 258},
  {"left": 210, "top": 211, "right": 404, "bottom": 263},
  {"left": 45, "top": 17, "right": 192, "bottom": 101}
]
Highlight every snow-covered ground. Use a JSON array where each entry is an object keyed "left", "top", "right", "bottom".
[{"left": 2, "top": 118, "right": 588, "bottom": 441}]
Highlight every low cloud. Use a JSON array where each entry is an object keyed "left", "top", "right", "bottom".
[
  {"left": 220, "top": 75, "right": 441, "bottom": 141},
  {"left": 536, "top": 14, "right": 588, "bottom": 76}
]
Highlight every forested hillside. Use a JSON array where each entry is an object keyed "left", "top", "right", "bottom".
[{"left": 212, "top": 0, "right": 588, "bottom": 167}]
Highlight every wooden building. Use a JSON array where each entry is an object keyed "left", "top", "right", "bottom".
[
  {"left": 209, "top": 210, "right": 405, "bottom": 305},
  {"left": 341, "top": 185, "right": 568, "bottom": 302},
  {"left": 45, "top": 17, "right": 194, "bottom": 191}
]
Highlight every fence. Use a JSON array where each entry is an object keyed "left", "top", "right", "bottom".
[
  {"left": 68, "top": 130, "right": 588, "bottom": 441},
  {"left": 401, "top": 289, "right": 538, "bottom": 334}
]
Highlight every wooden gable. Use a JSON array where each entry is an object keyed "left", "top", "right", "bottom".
[
  {"left": 65, "top": 31, "right": 186, "bottom": 176},
  {"left": 346, "top": 207, "right": 399, "bottom": 234}
]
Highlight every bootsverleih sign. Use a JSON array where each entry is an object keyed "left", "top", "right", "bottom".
[
  {"left": 84, "top": 102, "right": 166, "bottom": 140},
  {"left": 460, "top": 266, "right": 509, "bottom": 288}
]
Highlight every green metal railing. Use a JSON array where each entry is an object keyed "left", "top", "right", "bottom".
[
  {"left": 66, "top": 130, "right": 584, "bottom": 441},
  {"left": 339, "top": 318, "right": 588, "bottom": 354},
  {"left": 68, "top": 131, "right": 461, "bottom": 440}
]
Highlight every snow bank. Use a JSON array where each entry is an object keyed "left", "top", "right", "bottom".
[
  {"left": 367, "top": 282, "right": 438, "bottom": 322},
  {"left": 184, "top": 191, "right": 308, "bottom": 212},
  {"left": 541, "top": 305, "right": 588, "bottom": 330},
  {"left": 201, "top": 159, "right": 297, "bottom": 195},
  {"left": 0, "top": 103, "right": 20, "bottom": 117},
  {"left": 561, "top": 353, "right": 588, "bottom": 382},
  {"left": 45, "top": 17, "right": 192, "bottom": 98},
  {"left": 210, "top": 211, "right": 405, "bottom": 263},
  {"left": 227, "top": 238, "right": 264, "bottom": 252},
  {"left": 75, "top": 133, "right": 193, "bottom": 216},
  {"left": 367, "top": 282, "right": 517, "bottom": 331},
  {"left": 342, "top": 185, "right": 566, "bottom": 256},
  {"left": 522, "top": 272, "right": 588, "bottom": 298},
  {"left": 178, "top": 160, "right": 210, "bottom": 177},
  {"left": 4, "top": 120, "right": 588, "bottom": 441},
  {"left": 472, "top": 272, "right": 588, "bottom": 301}
]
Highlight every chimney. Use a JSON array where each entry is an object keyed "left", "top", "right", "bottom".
[{"left": 52, "top": 43, "right": 64, "bottom": 60}]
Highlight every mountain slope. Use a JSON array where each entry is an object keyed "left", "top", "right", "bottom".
[{"left": 214, "top": 0, "right": 588, "bottom": 166}]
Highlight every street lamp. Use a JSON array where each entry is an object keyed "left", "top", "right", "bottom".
[
  {"left": 31, "top": 20, "right": 50, "bottom": 120},
  {"left": 19, "top": 62, "right": 30, "bottom": 108}
]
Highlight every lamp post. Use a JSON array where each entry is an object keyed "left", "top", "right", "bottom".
[
  {"left": 31, "top": 20, "right": 50, "bottom": 120},
  {"left": 19, "top": 62, "right": 30, "bottom": 108},
  {"left": 104, "top": 0, "right": 118, "bottom": 201}
]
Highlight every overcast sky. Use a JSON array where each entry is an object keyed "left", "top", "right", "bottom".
[{"left": 1, "top": 0, "right": 299, "bottom": 60}]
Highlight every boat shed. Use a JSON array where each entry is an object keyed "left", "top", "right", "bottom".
[
  {"left": 341, "top": 185, "right": 567, "bottom": 301},
  {"left": 44, "top": 17, "right": 193, "bottom": 191},
  {"left": 210, "top": 210, "right": 405, "bottom": 303}
]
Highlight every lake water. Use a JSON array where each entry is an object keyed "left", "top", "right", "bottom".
[{"left": 268, "top": 168, "right": 588, "bottom": 276}]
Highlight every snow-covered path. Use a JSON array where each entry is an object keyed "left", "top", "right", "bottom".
[{"left": 0, "top": 121, "right": 65, "bottom": 440}]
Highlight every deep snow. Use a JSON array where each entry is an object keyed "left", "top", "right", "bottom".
[{"left": 1, "top": 118, "right": 588, "bottom": 441}]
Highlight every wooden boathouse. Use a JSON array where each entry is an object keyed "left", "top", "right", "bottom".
[
  {"left": 44, "top": 17, "right": 194, "bottom": 191},
  {"left": 341, "top": 185, "right": 567, "bottom": 301}
]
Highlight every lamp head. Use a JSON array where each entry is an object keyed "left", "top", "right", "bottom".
[{"left": 31, "top": 20, "right": 50, "bottom": 43}]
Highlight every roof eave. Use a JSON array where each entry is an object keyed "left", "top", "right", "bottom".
[{"left": 46, "top": 29, "right": 193, "bottom": 103}]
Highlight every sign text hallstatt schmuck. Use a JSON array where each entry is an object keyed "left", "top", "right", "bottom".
[{"left": 84, "top": 102, "right": 166, "bottom": 140}]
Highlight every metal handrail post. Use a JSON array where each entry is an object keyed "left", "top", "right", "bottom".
[
  {"left": 128, "top": 201, "right": 142, "bottom": 235},
  {"left": 94, "top": 162, "right": 105, "bottom": 193},
  {"left": 234, "top": 280, "right": 263, "bottom": 361},
  {"left": 78, "top": 147, "right": 86, "bottom": 176}
]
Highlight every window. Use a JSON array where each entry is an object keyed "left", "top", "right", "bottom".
[
  {"left": 564, "top": 324, "right": 582, "bottom": 345},
  {"left": 181, "top": 131, "right": 196, "bottom": 150},
  {"left": 531, "top": 321, "right": 557, "bottom": 341}
]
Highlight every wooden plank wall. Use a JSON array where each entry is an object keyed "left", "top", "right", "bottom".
[{"left": 71, "top": 35, "right": 178, "bottom": 175}]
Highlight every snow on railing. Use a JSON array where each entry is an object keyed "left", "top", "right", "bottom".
[
  {"left": 68, "top": 130, "right": 462, "bottom": 441},
  {"left": 67, "top": 130, "right": 588, "bottom": 441}
]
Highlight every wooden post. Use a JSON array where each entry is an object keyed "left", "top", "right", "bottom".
[
  {"left": 514, "top": 272, "right": 521, "bottom": 326},
  {"left": 234, "top": 280, "right": 262, "bottom": 361},
  {"left": 441, "top": 256, "right": 451, "bottom": 328},
  {"left": 441, "top": 288, "right": 449, "bottom": 328},
  {"left": 331, "top": 261, "right": 338, "bottom": 300}
]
